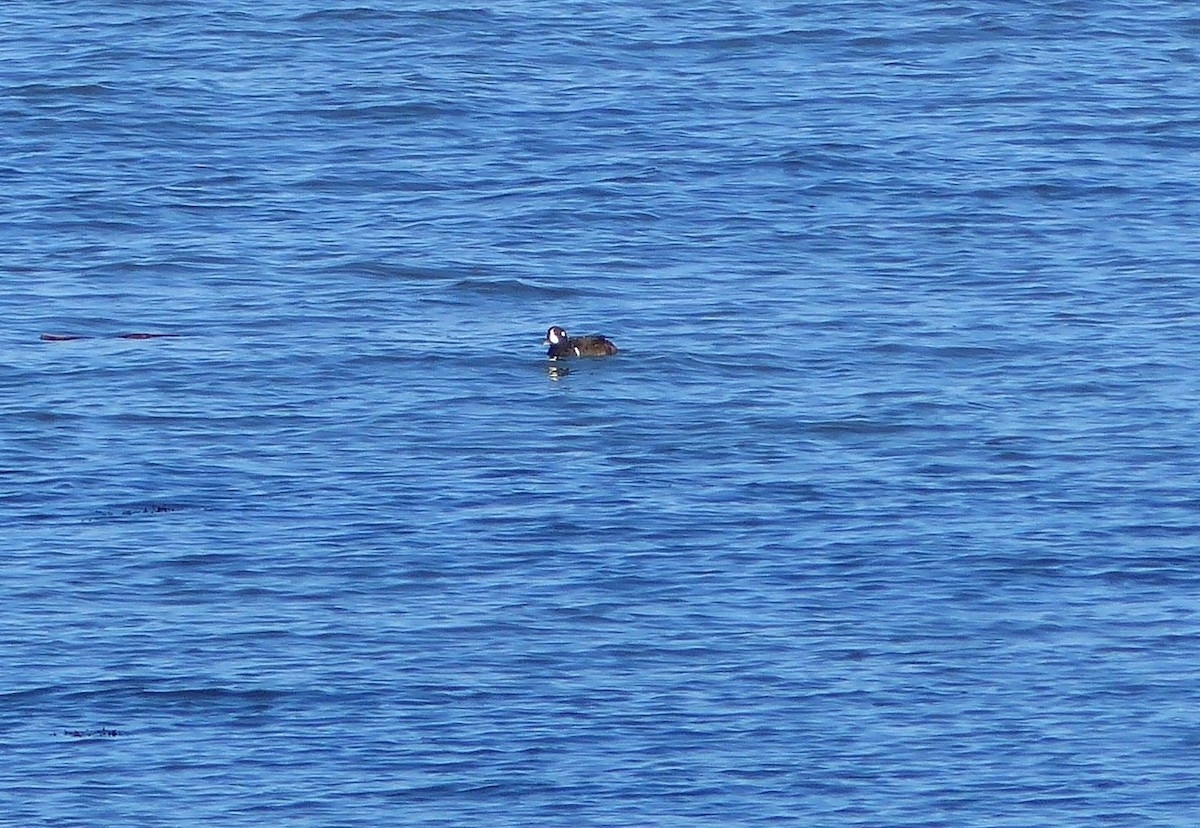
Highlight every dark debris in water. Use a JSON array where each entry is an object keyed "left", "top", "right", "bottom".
[
  {"left": 63, "top": 728, "right": 121, "bottom": 739},
  {"left": 121, "top": 503, "right": 186, "bottom": 516},
  {"left": 81, "top": 502, "right": 191, "bottom": 524},
  {"left": 40, "top": 333, "right": 181, "bottom": 341}
]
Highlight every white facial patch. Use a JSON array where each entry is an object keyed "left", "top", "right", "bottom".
[{"left": 548, "top": 328, "right": 563, "bottom": 344}]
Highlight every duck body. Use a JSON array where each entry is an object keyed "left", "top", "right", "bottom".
[{"left": 544, "top": 325, "right": 619, "bottom": 359}]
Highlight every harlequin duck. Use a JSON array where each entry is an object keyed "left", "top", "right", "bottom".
[{"left": 543, "top": 326, "right": 619, "bottom": 359}]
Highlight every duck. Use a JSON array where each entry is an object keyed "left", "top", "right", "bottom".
[{"left": 543, "top": 325, "right": 619, "bottom": 359}]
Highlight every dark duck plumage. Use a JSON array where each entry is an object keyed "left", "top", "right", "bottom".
[{"left": 543, "top": 326, "right": 619, "bottom": 359}]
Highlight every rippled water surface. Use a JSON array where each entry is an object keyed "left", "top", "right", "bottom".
[{"left": 3, "top": 2, "right": 1200, "bottom": 825}]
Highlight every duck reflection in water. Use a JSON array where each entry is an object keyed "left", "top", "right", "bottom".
[{"left": 546, "top": 362, "right": 571, "bottom": 381}]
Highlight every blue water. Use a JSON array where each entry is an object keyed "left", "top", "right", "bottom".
[{"left": 3, "top": 2, "right": 1200, "bottom": 824}]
